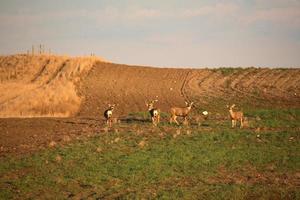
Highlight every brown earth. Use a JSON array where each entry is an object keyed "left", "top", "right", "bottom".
[
  {"left": 0, "top": 54, "right": 300, "bottom": 156},
  {"left": 79, "top": 63, "right": 300, "bottom": 118}
]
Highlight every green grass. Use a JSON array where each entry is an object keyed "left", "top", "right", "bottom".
[
  {"left": 245, "top": 108, "right": 300, "bottom": 128},
  {"left": 1, "top": 109, "right": 300, "bottom": 199}
]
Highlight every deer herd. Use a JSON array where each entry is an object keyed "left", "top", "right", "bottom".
[{"left": 104, "top": 100, "right": 244, "bottom": 128}]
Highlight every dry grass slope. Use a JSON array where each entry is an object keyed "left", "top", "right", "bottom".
[{"left": 0, "top": 54, "right": 103, "bottom": 117}]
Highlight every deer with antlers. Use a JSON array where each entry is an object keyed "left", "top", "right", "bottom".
[
  {"left": 170, "top": 101, "right": 194, "bottom": 125},
  {"left": 104, "top": 104, "right": 115, "bottom": 127},
  {"left": 146, "top": 100, "right": 160, "bottom": 126},
  {"left": 227, "top": 104, "right": 244, "bottom": 128}
]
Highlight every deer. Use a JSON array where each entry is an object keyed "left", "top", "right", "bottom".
[
  {"left": 146, "top": 100, "right": 160, "bottom": 126},
  {"left": 104, "top": 104, "right": 115, "bottom": 127},
  {"left": 227, "top": 104, "right": 244, "bottom": 128},
  {"left": 170, "top": 101, "right": 194, "bottom": 125}
]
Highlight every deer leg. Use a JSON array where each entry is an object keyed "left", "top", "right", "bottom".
[
  {"left": 231, "top": 119, "right": 234, "bottom": 128},
  {"left": 152, "top": 117, "right": 157, "bottom": 126},
  {"left": 170, "top": 115, "right": 176, "bottom": 124},
  {"left": 240, "top": 118, "right": 243, "bottom": 128},
  {"left": 174, "top": 116, "right": 179, "bottom": 125}
]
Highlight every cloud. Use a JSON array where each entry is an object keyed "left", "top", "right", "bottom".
[
  {"left": 0, "top": 9, "right": 87, "bottom": 27},
  {"left": 91, "top": 6, "right": 164, "bottom": 24},
  {"left": 241, "top": 6, "right": 300, "bottom": 27},
  {"left": 254, "top": 0, "right": 300, "bottom": 8},
  {"left": 181, "top": 2, "right": 240, "bottom": 18}
]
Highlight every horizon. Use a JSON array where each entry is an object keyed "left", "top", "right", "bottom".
[
  {"left": 2, "top": 53, "right": 300, "bottom": 69},
  {"left": 0, "top": 0, "right": 300, "bottom": 68}
]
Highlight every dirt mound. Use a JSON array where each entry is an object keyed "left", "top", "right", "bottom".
[
  {"left": 1, "top": 55, "right": 299, "bottom": 118},
  {"left": 0, "top": 54, "right": 103, "bottom": 117}
]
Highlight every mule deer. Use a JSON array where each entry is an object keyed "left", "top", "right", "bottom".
[
  {"left": 227, "top": 104, "right": 244, "bottom": 128},
  {"left": 104, "top": 104, "right": 115, "bottom": 127},
  {"left": 170, "top": 101, "right": 194, "bottom": 125},
  {"left": 146, "top": 100, "right": 160, "bottom": 126}
]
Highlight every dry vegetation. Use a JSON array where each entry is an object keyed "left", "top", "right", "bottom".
[{"left": 0, "top": 54, "right": 103, "bottom": 117}]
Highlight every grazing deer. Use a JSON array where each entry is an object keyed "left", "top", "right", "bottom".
[
  {"left": 227, "top": 104, "right": 244, "bottom": 128},
  {"left": 104, "top": 104, "right": 115, "bottom": 127},
  {"left": 146, "top": 100, "right": 160, "bottom": 126},
  {"left": 170, "top": 101, "right": 194, "bottom": 125}
]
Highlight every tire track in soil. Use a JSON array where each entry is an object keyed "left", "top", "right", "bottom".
[
  {"left": 184, "top": 71, "right": 230, "bottom": 104},
  {"left": 239, "top": 69, "right": 282, "bottom": 103},
  {"left": 180, "top": 70, "right": 193, "bottom": 103},
  {"left": 31, "top": 59, "right": 51, "bottom": 83},
  {"left": 46, "top": 60, "right": 68, "bottom": 84},
  {"left": 229, "top": 69, "right": 270, "bottom": 101},
  {"left": 251, "top": 69, "right": 300, "bottom": 105}
]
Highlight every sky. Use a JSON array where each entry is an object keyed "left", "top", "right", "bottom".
[{"left": 0, "top": 0, "right": 300, "bottom": 68}]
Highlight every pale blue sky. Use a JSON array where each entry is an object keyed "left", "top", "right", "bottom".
[{"left": 0, "top": 0, "right": 300, "bottom": 67}]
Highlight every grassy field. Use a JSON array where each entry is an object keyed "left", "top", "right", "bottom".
[{"left": 1, "top": 109, "right": 299, "bottom": 199}]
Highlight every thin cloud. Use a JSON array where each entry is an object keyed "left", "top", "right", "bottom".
[
  {"left": 92, "top": 6, "right": 164, "bottom": 24},
  {"left": 254, "top": 0, "right": 300, "bottom": 8},
  {"left": 181, "top": 2, "right": 240, "bottom": 18},
  {"left": 241, "top": 7, "right": 300, "bottom": 27}
]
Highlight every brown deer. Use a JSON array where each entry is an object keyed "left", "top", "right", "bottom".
[
  {"left": 227, "top": 104, "right": 244, "bottom": 128},
  {"left": 146, "top": 100, "right": 160, "bottom": 126},
  {"left": 170, "top": 101, "right": 194, "bottom": 125},
  {"left": 104, "top": 104, "right": 115, "bottom": 127}
]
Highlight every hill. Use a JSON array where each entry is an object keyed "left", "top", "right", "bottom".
[{"left": 0, "top": 54, "right": 299, "bottom": 118}]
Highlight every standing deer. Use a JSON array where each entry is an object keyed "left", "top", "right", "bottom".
[
  {"left": 146, "top": 100, "right": 160, "bottom": 126},
  {"left": 104, "top": 104, "right": 115, "bottom": 127},
  {"left": 227, "top": 104, "right": 244, "bottom": 128},
  {"left": 170, "top": 101, "right": 194, "bottom": 125}
]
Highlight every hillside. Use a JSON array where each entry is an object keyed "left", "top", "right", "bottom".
[
  {"left": 0, "top": 54, "right": 101, "bottom": 117},
  {"left": 0, "top": 55, "right": 299, "bottom": 118}
]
